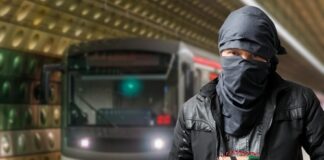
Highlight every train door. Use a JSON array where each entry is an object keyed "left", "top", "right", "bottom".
[
  {"left": 178, "top": 60, "right": 218, "bottom": 105},
  {"left": 177, "top": 56, "right": 195, "bottom": 110},
  {"left": 193, "top": 66, "right": 216, "bottom": 89},
  {"left": 182, "top": 63, "right": 195, "bottom": 101},
  {"left": 177, "top": 48, "right": 220, "bottom": 110}
]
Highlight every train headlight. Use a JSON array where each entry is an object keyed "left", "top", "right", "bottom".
[
  {"left": 80, "top": 138, "right": 90, "bottom": 148},
  {"left": 153, "top": 138, "right": 165, "bottom": 150}
]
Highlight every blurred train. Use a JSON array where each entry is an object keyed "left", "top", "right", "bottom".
[{"left": 41, "top": 38, "right": 221, "bottom": 160}]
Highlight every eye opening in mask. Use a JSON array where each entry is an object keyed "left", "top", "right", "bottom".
[{"left": 220, "top": 49, "right": 268, "bottom": 63}]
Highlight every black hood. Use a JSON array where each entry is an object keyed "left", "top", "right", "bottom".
[{"left": 218, "top": 6, "right": 286, "bottom": 61}]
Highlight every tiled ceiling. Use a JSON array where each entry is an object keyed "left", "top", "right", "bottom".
[
  {"left": 258, "top": 0, "right": 324, "bottom": 64},
  {"left": 256, "top": 0, "right": 324, "bottom": 90}
]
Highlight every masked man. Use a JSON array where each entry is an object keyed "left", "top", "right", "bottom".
[{"left": 168, "top": 6, "right": 324, "bottom": 160}]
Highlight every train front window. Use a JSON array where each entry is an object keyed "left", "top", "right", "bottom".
[{"left": 67, "top": 52, "right": 178, "bottom": 127}]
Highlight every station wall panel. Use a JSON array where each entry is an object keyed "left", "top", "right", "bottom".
[
  {"left": 52, "top": 106, "right": 60, "bottom": 128},
  {"left": 0, "top": 132, "right": 13, "bottom": 156},
  {"left": 0, "top": 47, "right": 61, "bottom": 159},
  {"left": 13, "top": 131, "right": 31, "bottom": 156},
  {"left": 0, "top": 104, "right": 61, "bottom": 131},
  {"left": 0, "top": 152, "right": 60, "bottom": 160},
  {"left": 0, "top": 129, "right": 60, "bottom": 157},
  {"left": 38, "top": 106, "right": 53, "bottom": 128},
  {"left": 0, "top": 106, "right": 4, "bottom": 130},
  {"left": 29, "top": 81, "right": 61, "bottom": 106}
]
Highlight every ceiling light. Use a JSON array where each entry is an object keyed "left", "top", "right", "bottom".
[
  {"left": 28, "top": 34, "right": 40, "bottom": 50},
  {"left": 0, "top": 5, "right": 11, "bottom": 17},
  {"left": 0, "top": 25, "right": 7, "bottom": 43},
  {"left": 12, "top": 30, "right": 24, "bottom": 47},
  {"left": 16, "top": 4, "right": 32, "bottom": 22}
]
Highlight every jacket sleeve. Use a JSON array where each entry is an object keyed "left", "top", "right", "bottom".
[
  {"left": 168, "top": 105, "right": 193, "bottom": 160},
  {"left": 302, "top": 89, "right": 324, "bottom": 159}
]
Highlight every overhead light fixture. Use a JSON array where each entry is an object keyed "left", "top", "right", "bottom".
[
  {"left": 0, "top": 25, "right": 7, "bottom": 43},
  {"left": 69, "top": 4, "right": 77, "bottom": 12},
  {"left": 28, "top": 34, "right": 40, "bottom": 50},
  {"left": 75, "top": 29, "right": 83, "bottom": 37},
  {"left": 0, "top": 5, "right": 11, "bottom": 17},
  {"left": 12, "top": 30, "right": 24, "bottom": 47},
  {"left": 16, "top": 3, "right": 32, "bottom": 22},
  {"left": 86, "top": 33, "right": 93, "bottom": 40},
  {"left": 55, "top": 0, "right": 64, "bottom": 7},
  {"left": 93, "top": 12, "right": 101, "bottom": 20},
  {"left": 82, "top": 9, "right": 89, "bottom": 16},
  {"left": 43, "top": 37, "right": 54, "bottom": 53}
]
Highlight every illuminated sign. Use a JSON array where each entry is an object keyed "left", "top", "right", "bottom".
[
  {"left": 68, "top": 52, "right": 172, "bottom": 75},
  {"left": 86, "top": 53, "right": 161, "bottom": 67}
]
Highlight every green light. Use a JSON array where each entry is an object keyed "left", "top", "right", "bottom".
[
  {"left": 74, "top": 64, "right": 79, "bottom": 69},
  {"left": 248, "top": 155, "right": 260, "bottom": 160},
  {"left": 28, "top": 59, "right": 37, "bottom": 74},
  {"left": 0, "top": 53, "right": 4, "bottom": 70},
  {"left": 17, "top": 134, "right": 26, "bottom": 152},
  {"left": 0, "top": 108, "right": 3, "bottom": 130},
  {"left": 19, "top": 83, "right": 27, "bottom": 97},
  {"left": 128, "top": 83, "right": 134, "bottom": 89},
  {"left": 8, "top": 108, "right": 16, "bottom": 125},
  {"left": 119, "top": 78, "right": 142, "bottom": 97},
  {"left": 2, "top": 81, "right": 10, "bottom": 97},
  {"left": 13, "top": 56, "right": 22, "bottom": 70},
  {"left": 25, "top": 108, "right": 33, "bottom": 126}
]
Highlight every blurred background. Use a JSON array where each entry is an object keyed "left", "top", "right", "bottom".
[{"left": 0, "top": 0, "right": 322, "bottom": 160}]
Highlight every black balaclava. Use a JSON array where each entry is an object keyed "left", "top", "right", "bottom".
[{"left": 216, "top": 6, "right": 286, "bottom": 136}]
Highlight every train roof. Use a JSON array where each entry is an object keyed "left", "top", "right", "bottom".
[
  {"left": 178, "top": 42, "right": 219, "bottom": 61},
  {"left": 67, "top": 38, "right": 219, "bottom": 60}
]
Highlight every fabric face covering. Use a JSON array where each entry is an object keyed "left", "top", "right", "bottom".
[
  {"left": 216, "top": 56, "right": 270, "bottom": 136},
  {"left": 216, "top": 6, "right": 284, "bottom": 136}
]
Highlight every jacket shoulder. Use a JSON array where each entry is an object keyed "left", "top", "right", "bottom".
[
  {"left": 275, "top": 80, "right": 318, "bottom": 113},
  {"left": 282, "top": 80, "right": 316, "bottom": 101},
  {"left": 181, "top": 94, "right": 215, "bottom": 131},
  {"left": 182, "top": 94, "right": 204, "bottom": 118},
  {"left": 181, "top": 78, "right": 218, "bottom": 117}
]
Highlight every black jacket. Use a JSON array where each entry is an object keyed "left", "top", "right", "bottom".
[{"left": 169, "top": 73, "right": 324, "bottom": 160}]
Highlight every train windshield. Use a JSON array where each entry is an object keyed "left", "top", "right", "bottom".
[{"left": 68, "top": 51, "right": 178, "bottom": 127}]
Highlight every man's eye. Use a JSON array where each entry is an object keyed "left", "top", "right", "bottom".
[
  {"left": 230, "top": 51, "right": 238, "bottom": 55},
  {"left": 222, "top": 50, "right": 239, "bottom": 56}
]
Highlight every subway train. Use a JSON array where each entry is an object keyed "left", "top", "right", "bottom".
[{"left": 41, "top": 38, "right": 221, "bottom": 160}]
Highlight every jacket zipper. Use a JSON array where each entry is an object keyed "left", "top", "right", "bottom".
[{"left": 259, "top": 86, "right": 286, "bottom": 158}]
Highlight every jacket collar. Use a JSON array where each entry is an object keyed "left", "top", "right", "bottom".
[{"left": 199, "top": 78, "right": 218, "bottom": 98}]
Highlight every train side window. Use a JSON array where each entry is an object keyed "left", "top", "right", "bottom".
[{"left": 182, "top": 63, "right": 194, "bottom": 101}]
